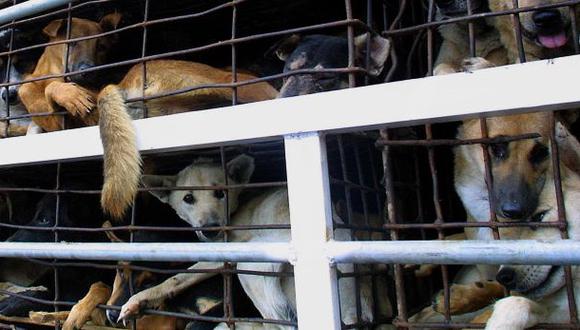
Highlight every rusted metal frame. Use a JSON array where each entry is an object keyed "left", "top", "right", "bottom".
[
  {"left": 549, "top": 112, "right": 579, "bottom": 325},
  {"left": 330, "top": 177, "right": 383, "bottom": 194},
  {"left": 0, "top": 19, "right": 368, "bottom": 90},
  {"left": 1, "top": 0, "right": 15, "bottom": 137},
  {"left": 479, "top": 119, "right": 501, "bottom": 240},
  {"left": 128, "top": 190, "right": 138, "bottom": 329},
  {"left": 570, "top": 5, "right": 580, "bottom": 54},
  {"left": 511, "top": 0, "right": 527, "bottom": 63},
  {"left": 405, "top": 29, "right": 427, "bottom": 79},
  {"left": 380, "top": 129, "right": 408, "bottom": 324},
  {"left": 345, "top": 0, "right": 356, "bottom": 88},
  {"left": 382, "top": 221, "right": 562, "bottom": 230},
  {"left": 383, "top": 0, "right": 406, "bottom": 82},
  {"left": 0, "top": 110, "right": 67, "bottom": 121},
  {"left": 426, "top": 0, "right": 434, "bottom": 76},
  {"left": 335, "top": 135, "right": 363, "bottom": 327},
  {"left": 466, "top": 0, "right": 476, "bottom": 57},
  {"left": 425, "top": 124, "right": 452, "bottom": 323},
  {"left": 396, "top": 320, "right": 580, "bottom": 329},
  {"left": 381, "top": 0, "right": 580, "bottom": 37},
  {"left": 219, "top": 148, "right": 235, "bottom": 329},
  {"left": 52, "top": 165, "right": 64, "bottom": 318},
  {"left": 376, "top": 132, "right": 540, "bottom": 147},
  {"left": 140, "top": 0, "right": 150, "bottom": 120}
]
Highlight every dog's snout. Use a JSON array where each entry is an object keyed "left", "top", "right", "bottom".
[
  {"left": 500, "top": 201, "right": 525, "bottom": 220},
  {"left": 532, "top": 10, "right": 562, "bottom": 30},
  {"left": 496, "top": 267, "right": 517, "bottom": 290},
  {"left": 1, "top": 87, "right": 17, "bottom": 105},
  {"left": 76, "top": 61, "right": 94, "bottom": 72},
  {"left": 106, "top": 309, "right": 121, "bottom": 325}
]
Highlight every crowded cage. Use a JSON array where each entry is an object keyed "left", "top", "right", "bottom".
[{"left": 0, "top": 0, "right": 578, "bottom": 329}]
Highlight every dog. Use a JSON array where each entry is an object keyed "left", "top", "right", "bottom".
[
  {"left": 433, "top": 0, "right": 508, "bottom": 75},
  {"left": 488, "top": 0, "right": 580, "bottom": 62},
  {"left": 97, "top": 60, "right": 279, "bottom": 221},
  {"left": 109, "top": 155, "right": 391, "bottom": 329},
  {"left": 17, "top": 13, "right": 121, "bottom": 133},
  {"left": 271, "top": 33, "right": 390, "bottom": 97}
]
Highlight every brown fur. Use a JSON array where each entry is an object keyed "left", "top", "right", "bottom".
[
  {"left": 488, "top": 0, "right": 580, "bottom": 62},
  {"left": 18, "top": 13, "right": 121, "bottom": 132},
  {"left": 433, "top": 281, "right": 505, "bottom": 315},
  {"left": 98, "top": 60, "right": 278, "bottom": 219},
  {"left": 62, "top": 281, "right": 111, "bottom": 330}
]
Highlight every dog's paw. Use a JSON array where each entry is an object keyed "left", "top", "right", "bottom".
[
  {"left": 433, "top": 281, "right": 504, "bottom": 315},
  {"left": 62, "top": 301, "right": 92, "bottom": 330},
  {"left": 461, "top": 57, "right": 495, "bottom": 73},
  {"left": 118, "top": 296, "right": 143, "bottom": 324},
  {"left": 47, "top": 82, "right": 95, "bottom": 118}
]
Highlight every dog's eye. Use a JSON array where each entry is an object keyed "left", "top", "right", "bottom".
[
  {"left": 530, "top": 210, "right": 549, "bottom": 223},
  {"left": 38, "top": 217, "right": 50, "bottom": 225},
  {"left": 183, "top": 193, "right": 195, "bottom": 204},
  {"left": 213, "top": 190, "right": 225, "bottom": 199},
  {"left": 490, "top": 142, "right": 508, "bottom": 160},
  {"left": 529, "top": 143, "right": 550, "bottom": 165}
]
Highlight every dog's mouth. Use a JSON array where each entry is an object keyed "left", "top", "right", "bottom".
[
  {"left": 195, "top": 227, "right": 223, "bottom": 242},
  {"left": 522, "top": 27, "right": 570, "bottom": 49},
  {"left": 519, "top": 266, "right": 566, "bottom": 300}
]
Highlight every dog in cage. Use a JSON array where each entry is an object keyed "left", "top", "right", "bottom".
[
  {"left": 489, "top": 0, "right": 580, "bottom": 62},
  {"left": 432, "top": 0, "right": 508, "bottom": 75},
  {"left": 17, "top": 13, "right": 122, "bottom": 133},
  {"left": 110, "top": 155, "right": 392, "bottom": 329},
  {"left": 97, "top": 60, "right": 278, "bottom": 222}
]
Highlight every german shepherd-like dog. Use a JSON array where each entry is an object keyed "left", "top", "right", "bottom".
[
  {"left": 17, "top": 13, "right": 122, "bottom": 133},
  {"left": 111, "top": 155, "right": 391, "bottom": 329},
  {"left": 489, "top": 0, "right": 580, "bottom": 62}
]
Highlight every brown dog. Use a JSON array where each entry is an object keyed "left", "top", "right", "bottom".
[
  {"left": 98, "top": 60, "right": 278, "bottom": 219},
  {"left": 18, "top": 13, "right": 121, "bottom": 132},
  {"left": 489, "top": 0, "right": 580, "bottom": 62}
]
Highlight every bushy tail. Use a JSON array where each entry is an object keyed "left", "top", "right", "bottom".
[{"left": 98, "top": 85, "right": 142, "bottom": 220}]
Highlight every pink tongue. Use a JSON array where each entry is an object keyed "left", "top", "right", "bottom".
[{"left": 538, "top": 32, "right": 568, "bottom": 49}]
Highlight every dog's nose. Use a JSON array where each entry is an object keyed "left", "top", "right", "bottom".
[
  {"left": 1, "top": 87, "right": 17, "bottom": 105},
  {"left": 532, "top": 10, "right": 562, "bottom": 29},
  {"left": 106, "top": 309, "right": 120, "bottom": 325},
  {"left": 76, "top": 61, "right": 94, "bottom": 72},
  {"left": 496, "top": 267, "right": 517, "bottom": 290},
  {"left": 500, "top": 201, "right": 525, "bottom": 220}
]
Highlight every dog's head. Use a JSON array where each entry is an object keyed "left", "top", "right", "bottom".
[
  {"left": 493, "top": 126, "right": 580, "bottom": 298},
  {"left": 272, "top": 33, "right": 390, "bottom": 98},
  {"left": 42, "top": 12, "right": 121, "bottom": 86},
  {"left": 142, "top": 155, "right": 255, "bottom": 242},
  {"left": 490, "top": 0, "right": 575, "bottom": 50},
  {"left": 458, "top": 112, "right": 579, "bottom": 221}
]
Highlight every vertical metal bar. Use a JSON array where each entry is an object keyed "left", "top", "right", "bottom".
[
  {"left": 380, "top": 129, "right": 407, "bottom": 323},
  {"left": 364, "top": 0, "right": 373, "bottom": 87},
  {"left": 344, "top": 0, "right": 356, "bottom": 88},
  {"left": 426, "top": 0, "right": 435, "bottom": 76},
  {"left": 570, "top": 5, "right": 579, "bottom": 55},
  {"left": 479, "top": 118, "right": 501, "bottom": 240},
  {"left": 231, "top": 1, "right": 238, "bottom": 106},
  {"left": 3, "top": 3, "right": 15, "bottom": 138},
  {"left": 466, "top": 0, "right": 476, "bottom": 57},
  {"left": 141, "top": 0, "right": 150, "bottom": 119},
  {"left": 129, "top": 197, "right": 137, "bottom": 330},
  {"left": 511, "top": 0, "right": 527, "bottom": 63},
  {"left": 285, "top": 132, "right": 340, "bottom": 330},
  {"left": 220, "top": 148, "right": 234, "bottom": 329},
  {"left": 53, "top": 161, "right": 62, "bottom": 323}
]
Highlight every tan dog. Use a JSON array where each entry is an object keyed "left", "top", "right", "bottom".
[
  {"left": 98, "top": 60, "right": 278, "bottom": 219},
  {"left": 18, "top": 13, "right": 121, "bottom": 132},
  {"left": 489, "top": 0, "right": 580, "bottom": 62},
  {"left": 433, "top": 0, "right": 508, "bottom": 75}
]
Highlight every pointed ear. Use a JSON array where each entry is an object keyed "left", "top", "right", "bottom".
[
  {"left": 43, "top": 19, "right": 64, "bottom": 38},
  {"left": 271, "top": 34, "right": 301, "bottom": 61},
  {"left": 141, "top": 175, "right": 177, "bottom": 204},
  {"left": 227, "top": 155, "right": 255, "bottom": 184},
  {"left": 354, "top": 33, "right": 391, "bottom": 76},
  {"left": 555, "top": 121, "right": 580, "bottom": 175},
  {"left": 99, "top": 12, "right": 122, "bottom": 32}
]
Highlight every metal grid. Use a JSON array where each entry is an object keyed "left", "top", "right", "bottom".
[{"left": 0, "top": 0, "right": 576, "bottom": 330}]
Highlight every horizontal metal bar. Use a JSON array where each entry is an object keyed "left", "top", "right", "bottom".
[
  {"left": 0, "top": 0, "right": 72, "bottom": 26},
  {"left": 0, "top": 242, "right": 292, "bottom": 263},
  {"left": 2, "top": 240, "right": 580, "bottom": 265},
  {"left": 1, "top": 55, "right": 580, "bottom": 167},
  {"left": 328, "top": 240, "right": 580, "bottom": 265}
]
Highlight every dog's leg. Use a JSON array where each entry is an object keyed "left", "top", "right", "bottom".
[
  {"left": 18, "top": 81, "right": 64, "bottom": 131},
  {"left": 237, "top": 262, "right": 296, "bottom": 327},
  {"left": 485, "top": 296, "right": 545, "bottom": 330},
  {"left": 432, "top": 281, "right": 505, "bottom": 315},
  {"left": 62, "top": 281, "right": 111, "bottom": 330},
  {"left": 118, "top": 261, "right": 223, "bottom": 322},
  {"left": 45, "top": 81, "right": 95, "bottom": 119},
  {"left": 29, "top": 311, "right": 70, "bottom": 323},
  {"left": 25, "top": 121, "right": 43, "bottom": 135}
]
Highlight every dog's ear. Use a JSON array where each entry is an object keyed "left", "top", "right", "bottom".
[
  {"left": 42, "top": 19, "right": 64, "bottom": 38},
  {"left": 141, "top": 175, "right": 177, "bottom": 204},
  {"left": 354, "top": 33, "right": 391, "bottom": 76},
  {"left": 99, "top": 12, "right": 122, "bottom": 32},
  {"left": 271, "top": 34, "right": 301, "bottom": 61},
  {"left": 227, "top": 155, "right": 255, "bottom": 184},
  {"left": 555, "top": 121, "right": 580, "bottom": 175}
]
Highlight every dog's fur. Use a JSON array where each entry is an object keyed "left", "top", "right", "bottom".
[
  {"left": 98, "top": 60, "right": 278, "bottom": 220},
  {"left": 272, "top": 33, "right": 390, "bottom": 97},
  {"left": 489, "top": 0, "right": 580, "bottom": 62},
  {"left": 433, "top": 0, "right": 508, "bottom": 75},
  {"left": 18, "top": 13, "right": 121, "bottom": 132},
  {"left": 113, "top": 155, "right": 391, "bottom": 329}
]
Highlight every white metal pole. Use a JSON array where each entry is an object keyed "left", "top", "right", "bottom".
[
  {"left": 0, "top": 0, "right": 72, "bottom": 25},
  {"left": 285, "top": 132, "right": 341, "bottom": 330}
]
